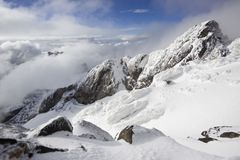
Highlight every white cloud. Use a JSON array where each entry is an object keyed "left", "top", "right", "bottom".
[
  {"left": 32, "top": 0, "right": 113, "bottom": 21},
  {"left": 0, "top": 0, "right": 117, "bottom": 39},
  {"left": 151, "top": 0, "right": 227, "bottom": 15},
  {"left": 0, "top": 41, "right": 41, "bottom": 79},
  {"left": 121, "top": 9, "right": 149, "bottom": 14},
  {"left": 131, "top": 9, "right": 149, "bottom": 14}
]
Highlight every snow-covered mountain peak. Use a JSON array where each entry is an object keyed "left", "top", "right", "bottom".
[{"left": 137, "top": 20, "right": 229, "bottom": 88}]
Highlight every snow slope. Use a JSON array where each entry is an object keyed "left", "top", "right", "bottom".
[
  {"left": 32, "top": 132, "right": 224, "bottom": 160},
  {"left": 21, "top": 29, "right": 240, "bottom": 160}
]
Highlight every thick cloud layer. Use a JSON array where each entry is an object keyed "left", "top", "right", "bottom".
[
  {"left": 0, "top": 38, "right": 147, "bottom": 108},
  {"left": 0, "top": 41, "right": 41, "bottom": 79}
]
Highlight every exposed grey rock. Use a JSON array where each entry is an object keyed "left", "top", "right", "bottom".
[
  {"left": 198, "top": 126, "right": 240, "bottom": 142},
  {"left": 117, "top": 125, "right": 165, "bottom": 144},
  {"left": 121, "top": 54, "right": 148, "bottom": 90},
  {"left": 74, "top": 60, "right": 119, "bottom": 104},
  {"left": 38, "top": 60, "right": 119, "bottom": 110},
  {"left": 220, "top": 132, "right": 240, "bottom": 138},
  {"left": 48, "top": 51, "right": 63, "bottom": 56},
  {"left": 38, "top": 117, "right": 73, "bottom": 136},
  {"left": 198, "top": 137, "right": 217, "bottom": 143},
  {"left": 164, "top": 80, "right": 174, "bottom": 85},
  {"left": 117, "top": 125, "right": 134, "bottom": 144},
  {"left": 35, "top": 145, "right": 67, "bottom": 153},
  {"left": 39, "top": 85, "right": 76, "bottom": 113},
  {"left": 0, "top": 138, "right": 17, "bottom": 145},
  {"left": 2, "top": 90, "right": 49, "bottom": 125}
]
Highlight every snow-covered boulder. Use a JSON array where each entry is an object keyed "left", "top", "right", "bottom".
[
  {"left": 73, "top": 120, "right": 114, "bottom": 141},
  {"left": 117, "top": 125, "right": 165, "bottom": 144},
  {"left": 37, "top": 117, "right": 73, "bottom": 136}
]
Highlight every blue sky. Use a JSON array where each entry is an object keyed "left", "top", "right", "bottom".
[
  {"left": 3, "top": 0, "right": 228, "bottom": 26},
  {"left": 0, "top": 0, "right": 239, "bottom": 39}
]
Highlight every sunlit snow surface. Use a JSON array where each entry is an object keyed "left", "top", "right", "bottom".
[{"left": 22, "top": 38, "right": 240, "bottom": 160}]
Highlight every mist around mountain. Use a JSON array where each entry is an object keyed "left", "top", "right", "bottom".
[{"left": 0, "top": 20, "right": 240, "bottom": 160}]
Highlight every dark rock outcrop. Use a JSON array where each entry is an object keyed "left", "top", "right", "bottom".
[
  {"left": 220, "top": 132, "right": 240, "bottom": 138},
  {"left": 38, "top": 60, "right": 119, "bottom": 112},
  {"left": 198, "top": 137, "right": 217, "bottom": 143},
  {"left": 48, "top": 51, "right": 63, "bottom": 56},
  {"left": 117, "top": 125, "right": 134, "bottom": 144},
  {"left": 198, "top": 126, "right": 240, "bottom": 143},
  {"left": 0, "top": 138, "right": 18, "bottom": 145},
  {"left": 117, "top": 125, "right": 164, "bottom": 144},
  {"left": 38, "top": 117, "right": 73, "bottom": 136},
  {"left": 39, "top": 85, "right": 76, "bottom": 113},
  {"left": 121, "top": 54, "right": 148, "bottom": 90},
  {"left": 35, "top": 145, "right": 67, "bottom": 153},
  {"left": 74, "top": 60, "right": 118, "bottom": 104}
]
